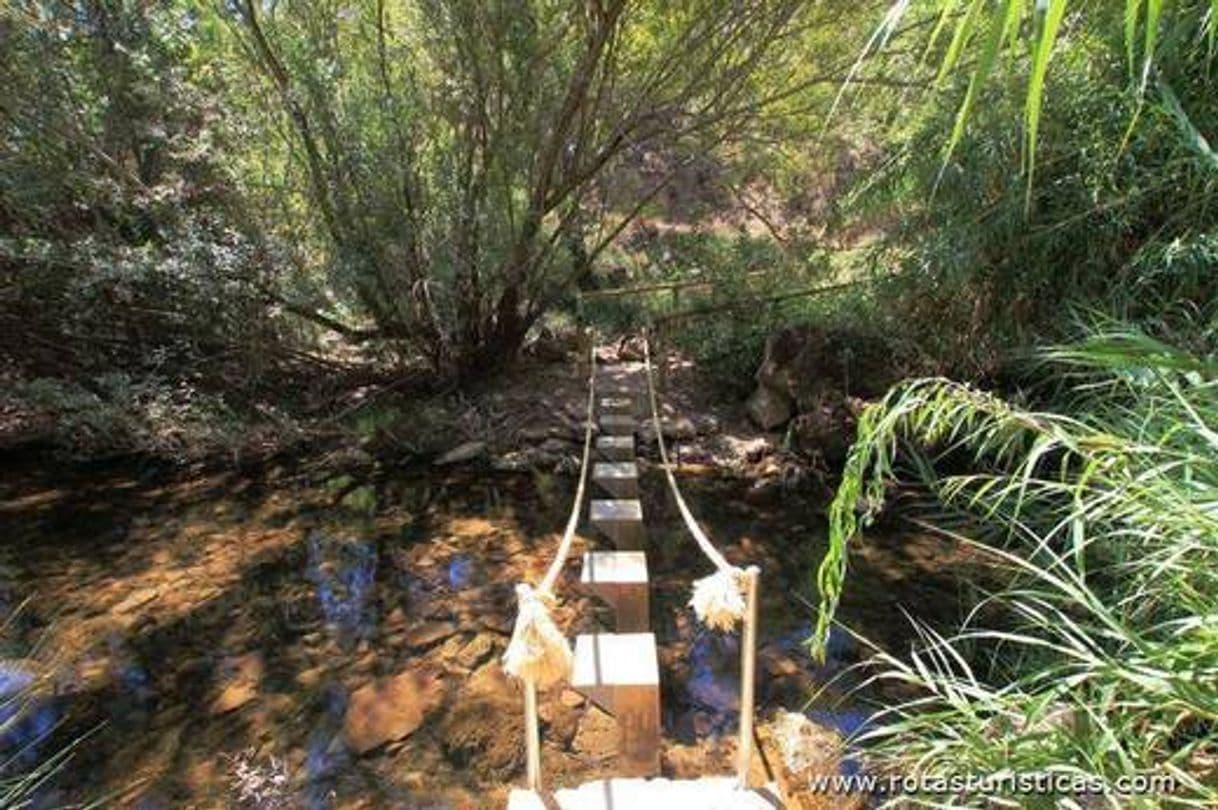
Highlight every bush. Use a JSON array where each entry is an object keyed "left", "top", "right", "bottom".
[{"left": 811, "top": 325, "right": 1218, "bottom": 805}]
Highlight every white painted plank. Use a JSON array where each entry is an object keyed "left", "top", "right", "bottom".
[
  {"left": 580, "top": 551, "right": 648, "bottom": 585},
  {"left": 571, "top": 633, "right": 659, "bottom": 688}
]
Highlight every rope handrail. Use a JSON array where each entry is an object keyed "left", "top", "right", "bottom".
[
  {"left": 643, "top": 333, "right": 762, "bottom": 788},
  {"left": 575, "top": 269, "right": 773, "bottom": 301},
  {"left": 642, "top": 336, "right": 731, "bottom": 571},
  {"left": 652, "top": 280, "right": 859, "bottom": 325},
  {"left": 539, "top": 344, "right": 598, "bottom": 594},
  {"left": 642, "top": 335, "right": 750, "bottom": 632},
  {"left": 504, "top": 337, "right": 762, "bottom": 793},
  {"left": 502, "top": 344, "right": 597, "bottom": 691}
]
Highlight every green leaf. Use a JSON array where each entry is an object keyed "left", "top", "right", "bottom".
[
  {"left": 923, "top": 0, "right": 963, "bottom": 64},
  {"left": 1024, "top": 0, "right": 1069, "bottom": 211},
  {"left": 1141, "top": 0, "right": 1162, "bottom": 93},
  {"left": 940, "top": 0, "right": 1021, "bottom": 181},
  {"left": 1159, "top": 79, "right": 1218, "bottom": 173},
  {"left": 1125, "top": 0, "right": 1143, "bottom": 75},
  {"left": 937, "top": 0, "right": 985, "bottom": 86},
  {"left": 1211, "top": 0, "right": 1218, "bottom": 55}
]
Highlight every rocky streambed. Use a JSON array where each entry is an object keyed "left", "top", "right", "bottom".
[{"left": 0, "top": 448, "right": 968, "bottom": 808}]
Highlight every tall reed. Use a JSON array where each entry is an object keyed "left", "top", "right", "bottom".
[{"left": 811, "top": 325, "right": 1218, "bottom": 805}]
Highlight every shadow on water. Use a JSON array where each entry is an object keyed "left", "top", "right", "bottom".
[
  {"left": 306, "top": 530, "right": 378, "bottom": 648},
  {"left": 0, "top": 663, "right": 61, "bottom": 771},
  {"left": 646, "top": 471, "right": 945, "bottom": 780},
  {"left": 0, "top": 454, "right": 962, "bottom": 805}
]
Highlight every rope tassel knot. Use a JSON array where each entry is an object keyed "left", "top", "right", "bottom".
[
  {"left": 502, "top": 583, "right": 573, "bottom": 688},
  {"left": 689, "top": 567, "right": 747, "bottom": 632}
]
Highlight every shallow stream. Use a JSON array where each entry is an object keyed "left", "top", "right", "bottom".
[{"left": 0, "top": 454, "right": 962, "bottom": 808}]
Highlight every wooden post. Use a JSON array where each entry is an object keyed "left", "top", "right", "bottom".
[
  {"left": 575, "top": 325, "right": 592, "bottom": 380},
  {"left": 657, "top": 322, "right": 669, "bottom": 395},
  {"left": 613, "top": 581, "right": 650, "bottom": 633},
  {"left": 572, "top": 633, "right": 662, "bottom": 777},
  {"left": 618, "top": 683, "right": 661, "bottom": 776},
  {"left": 525, "top": 678, "right": 541, "bottom": 790},
  {"left": 590, "top": 499, "right": 645, "bottom": 550},
  {"left": 737, "top": 566, "right": 761, "bottom": 789}
]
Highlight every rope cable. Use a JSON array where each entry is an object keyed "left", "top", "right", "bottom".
[
  {"left": 642, "top": 334, "right": 747, "bottom": 631},
  {"left": 642, "top": 335, "right": 733, "bottom": 572},
  {"left": 502, "top": 343, "right": 597, "bottom": 687},
  {"left": 540, "top": 344, "right": 598, "bottom": 593}
]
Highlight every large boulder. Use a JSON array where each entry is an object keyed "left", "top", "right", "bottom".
[
  {"left": 789, "top": 400, "right": 851, "bottom": 466},
  {"left": 746, "top": 385, "right": 794, "bottom": 431},
  {"left": 749, "top": 323, "right": 894, "bottom": 451},
  {"left": 755, "top": 324, "right": 897, "bottom": 409},
  {"left": 616, "top": 335, "right": 647, "bottom": 362},
  {"left": 524, "top": 326, "right": 579, "bottom": 362}
]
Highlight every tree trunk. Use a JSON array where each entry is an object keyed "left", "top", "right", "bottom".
[{"left": 453, "top": 292, "right": 533, "bottom": 380}]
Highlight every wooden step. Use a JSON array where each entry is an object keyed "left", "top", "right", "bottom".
[
  {"left": 579, "top": 551, "right": 649, "bottom": 632},
  {"left": 589, "top": 499, "right": 644, "bottom": 550},
  {"left": 592, "top": 461, "right": 639, "bottom": 498},
  {"left": 571, "top": 632, "right": 660, "bottom": 776},
  {"left": 599, "top": 414, "right": 635, "bottom": 436},
  {"left": 599, "top": 396, "right": 635, "bottom": 416},
  {"left": 596, "top": 435, "right": 634, "bottom": 462}
]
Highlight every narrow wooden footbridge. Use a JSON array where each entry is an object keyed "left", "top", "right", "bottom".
[{"left": 504, "top": 338, "right": 782, "bottom": 809}]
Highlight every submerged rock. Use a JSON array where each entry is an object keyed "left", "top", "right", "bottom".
[
  {"left": 210, "top": 652, "right": 264, "bottom": 715},
  {"left": 343, "top": 666, "right": 445, "bottom": 755},
  {"left": 437, "top": 660, "right": 523, "bottom": 779},
  {"left": 113, "top": 586, "right": 161, "bottom": 614},
  {"left": 402, "top": 620, "right": 458, "bottom": 650},
  {"left": 450, "top": 633, "right": 497, "bottom": 671}
]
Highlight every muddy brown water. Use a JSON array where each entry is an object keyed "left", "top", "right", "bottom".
[{"left": 0, "top": 455, "right": 963, "bottom": 808}]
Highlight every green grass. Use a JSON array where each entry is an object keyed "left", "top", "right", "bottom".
[
  {"left": 0, "top": 603, "right": 87, "bottom": 809},
  {"left": 810, "top": 323, "right": 1218, "bottom": 806}
]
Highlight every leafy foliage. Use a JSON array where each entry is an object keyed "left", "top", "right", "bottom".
[
  {"left": 856, "top": 1, "right": 1217, "bottom": 198},
  {"left": 0, "top": 4, "right": 305, "bottom": 378},
  {"left": 829, "top": 0, "right": 1218, "bottom": 380},
  {"left": 220, "top": 0, "right": 805, "bottom": 375},
  {"left": 811, "top": 327, "right": 1218, "bottom": 803}
]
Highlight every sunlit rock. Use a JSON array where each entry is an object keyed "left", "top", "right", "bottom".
[
  {"left": 210, "top": 652, "right": 264, "bottom": 715},
  {"left": 342, "top": 666, "right": 444, "bottom": 755},
  {"left": 402, "top": 620, "right": 457, "bottom": 650},
  {"left": 437, "top": 660, "right": 522, "bottom": 779},
  {"left": 746, "top": 385, "right": 793, "bottom": 430},
  {"left": 433, "top": 440, "right": 488, "bottom": 466}
]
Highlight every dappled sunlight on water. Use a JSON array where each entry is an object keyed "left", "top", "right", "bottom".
[
  {"left": 0, "top": 662, "right": 60, "bottom": 769},
  {"left": 306, "top": 531, "right": 378, "bottom": 647},
  {"left": 0, "top": 458, "right": 964, "bottom": 806}
]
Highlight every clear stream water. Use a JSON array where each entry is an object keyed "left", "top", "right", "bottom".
[{"left": 0, "top": 455, "right": 961, "bottom": 808}]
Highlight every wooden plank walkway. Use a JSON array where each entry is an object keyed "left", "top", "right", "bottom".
[{"left": 510, "top": 347, "right": 777, "bottom": 806}]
